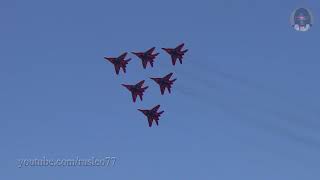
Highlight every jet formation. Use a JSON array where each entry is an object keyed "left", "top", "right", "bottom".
[{"left": 104, "top": 43, "right": 188, "bottom": 127}]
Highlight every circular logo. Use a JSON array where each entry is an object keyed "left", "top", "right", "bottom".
[{"left": 290, "top": 8, "right": 313, "bottom": 32}]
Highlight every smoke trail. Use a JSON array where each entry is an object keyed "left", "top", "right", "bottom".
[
  {"left": 153, "top": 54, "right": 320, "bottom": 148},
  {"left": 175, "top": 87, "right": 320, "bottom": 150},
  {"left": 174, "top": 57, "right": 320, "bottom": 132}
]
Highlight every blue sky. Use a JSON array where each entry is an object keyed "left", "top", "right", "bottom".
[{"left": 1, "top": 0, "right": 320, "bottom": 179}]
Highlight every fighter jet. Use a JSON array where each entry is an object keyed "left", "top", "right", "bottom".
[
  {"left": 122, "top": 80, "right": 148, "bottom": 103},
  {"left": 162, "top": 43, "right": 188, "bottom": 65},
  {"left": 131, "top": 47, "right": 159, "bottom": 69},
  {"left": 150, "top": 73, "right": 176, "bottom": 95},
  {"left": 138, "top": 105, "right": 164, "bottom": 127},
  {"left": 104, "top": 52, "right": 131, "bottom": 75}
]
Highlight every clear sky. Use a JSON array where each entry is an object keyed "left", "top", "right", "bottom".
[{"left": 1, "top": 0, "right": 320, "bottom": 179}]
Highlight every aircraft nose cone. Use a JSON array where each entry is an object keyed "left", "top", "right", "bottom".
[{"left": 122, "top": 84, "right": 129, "bottom": 88}]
